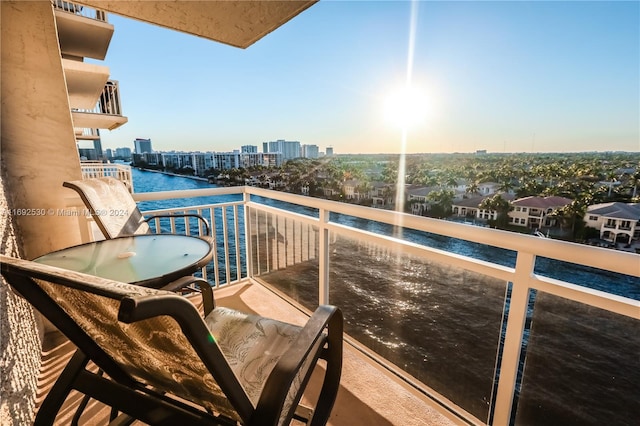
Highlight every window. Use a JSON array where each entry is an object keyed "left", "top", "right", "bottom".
[{"left": 589, "top": 215, "right": 598, "bottom": 221}]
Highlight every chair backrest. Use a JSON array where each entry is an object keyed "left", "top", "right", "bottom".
[
  {"left": 0, "top": 255, "right": 247, "bottom": 423},
  {"left": 63, "top": 178, "right": 150, "bottom": 239}
]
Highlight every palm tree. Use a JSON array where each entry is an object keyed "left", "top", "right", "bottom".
[
  {"left": 479, "top": 194, "right": 512, "bottom": 227},
  {"left": 465, "top": 180, "right": 480, "bottom": 197},
  {"left": 427, "top": 189, "right": 454, "bottom": 218}
]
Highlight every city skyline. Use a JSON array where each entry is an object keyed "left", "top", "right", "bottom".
[{"left": 96, "top": 1, "right": 639, "bottom": 155}]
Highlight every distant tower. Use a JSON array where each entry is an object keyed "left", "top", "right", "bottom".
[
  {"left": 326, "top": 146, "right": 334, "bottom": 156},
  {"left": 134, "top": 138, "right": 153, "bottom": 154},
  {"left": 264, "top": 139, "right": 301, "bottom": 160},
  {"left": 302, "top": 144, "right": 319, "bottom": 159}
]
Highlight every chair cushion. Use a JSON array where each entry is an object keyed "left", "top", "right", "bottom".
[
  {"left": 34, "top": 277, "right": 241, "bottom": 422},
  {"left": 204, "top": 307, "right": 303, "bottom": 405}
]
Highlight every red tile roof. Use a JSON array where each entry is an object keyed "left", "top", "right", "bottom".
[{"left": 512, "top": 196, "right": 572, "bottom": 208}]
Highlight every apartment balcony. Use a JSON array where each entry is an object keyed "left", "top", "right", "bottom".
[
  {"left": 71, "top": 80, "right": 128, "bottom": 130},
  {"left": 53, "top": 1, "right": 113, "bottom": 60},
  {"left": 49, "top": 185, "right": 639, "bottom": 425},
  {"left": 63, "top": 58, "right": 110, "bottom": 110}
]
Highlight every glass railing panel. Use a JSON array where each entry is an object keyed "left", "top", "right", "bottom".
[
  {"left": 248, "top": 207, "right": 319, "bottom": 309},
  {"left": 534, "top": 257, "right": 640, "bottom": 300},
  {"left": 328, "top": 233, "right": 507, "bottom": 421},
  {"left": 330, "top": 211, "right": 518, "bottom": 268},
  {"left": 514, "top": 291, "right": 640, "bottom": 425},
  {"left": 249, "top": 195, "right": 319, "bottom": 219}
]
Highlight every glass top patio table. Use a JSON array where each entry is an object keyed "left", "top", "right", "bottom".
[{"left": 33, "top": 234, "right": 212, "bottom": 288}]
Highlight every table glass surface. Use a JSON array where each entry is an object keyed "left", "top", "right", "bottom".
[{"left": 34, "top": 235, "right": 211, "bottom": 285}]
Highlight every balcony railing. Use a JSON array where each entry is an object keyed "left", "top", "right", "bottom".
[
  {"left": 80, "top": 162, "right": 133, "bottom": 192},
  {"left": 71, "top": 80, "right": 127, "bottom": 130},
  {"left": 53, "top": 1, "right": 107, "bottom": 22},
  {"left": 108, "top": 186, "right": 639, "bottom": 425}
]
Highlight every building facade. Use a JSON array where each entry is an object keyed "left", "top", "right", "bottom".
[
  {"left": 134, "top": 138, "right": 153, "bottom": 154},
  {"left": 585, "top": 202, "right": 640, "bottom": 244},
  {"left": 508, "top": 196, "right": 572, "bottom": 229},
  {"left": 241, "top": 145, "right": 258, "bottom": 153},
  {"left": 302, "top": 144, "right": 319, "bottom": 159},
  {"left": 265, "top": 139, "right": 301, "bottom": 160}
]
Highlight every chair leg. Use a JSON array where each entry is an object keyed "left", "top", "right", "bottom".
[
  {"left": 35, "top": 350, "right": 90, "bottom": 426},
  {"left": 198, "top": 280, "right": 215, "bottom": 316}
]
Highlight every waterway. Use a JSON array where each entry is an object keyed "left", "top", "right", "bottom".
[{"left": 132, "top": 168, "right": 639, "bottom": 425}]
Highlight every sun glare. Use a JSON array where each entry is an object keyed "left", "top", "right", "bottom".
[{"left": 383, "top": 85, "right": 429, "bottom": 130}]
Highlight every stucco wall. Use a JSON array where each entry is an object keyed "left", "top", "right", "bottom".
[{"left": 0, "top": 169, "right": 42, "bottom": 425}]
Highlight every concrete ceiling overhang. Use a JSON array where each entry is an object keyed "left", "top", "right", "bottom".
[{"left": 75, "top": 0, "right": 317, "bottom": 48}]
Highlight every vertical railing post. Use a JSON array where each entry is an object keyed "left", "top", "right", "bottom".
[
  {"left": 233, "top": 205, "right": 241, "bottom": 281},
  {"left": 318, "top": 208, "right": 330, "bottom": 305},
  {"left": 492, "top": 251, "right": 536, "bottom": 425},
  {"left": 243, "top": 191, "right": 253, "bottom": 279}
]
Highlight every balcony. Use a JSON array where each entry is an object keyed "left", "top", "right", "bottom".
[
  {"left": 52, "top": 185, "right": 639, "bottom": 425},
  {"left": 79, "top": 162, "right": 133, "bottom": 192},
  {"left": 62, "top": 58, "right": 110, "bottom": 110},
  {"left": 54, "top": 1, "right": 113, "bottom": 60},
  {"left": 71, "top": 80, "right": 128, "bottom": 130}
]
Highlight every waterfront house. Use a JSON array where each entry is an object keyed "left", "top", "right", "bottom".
[
  {"left": 407, "top": 185, "right": 436, "bottom": 215},
  {"left": 508, "top": 196, "right": 573, "bottom": 230},
  {"left": 1, "top": 2, "right": 638, "bottom": 426},
  {"left": 477, "top": 181, "right": 501, "bottom": 196},
  {"left": 452, "top": 193, "right": 516, "bottom": 221},
  {"left": 369, "top": 181, "right": 395, "bottom": 208},
  {"left": 342, "top": 179, "right": 369, "bottom": 201},
  {"left": 584, "top": 202, "right": 640, "bottom": 245}
]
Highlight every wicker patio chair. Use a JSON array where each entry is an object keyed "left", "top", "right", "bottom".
[{"left": 1, "top": 254, "right": 343, "bottom": 426}]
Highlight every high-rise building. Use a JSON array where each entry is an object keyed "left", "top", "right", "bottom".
[
  {"left": 302, "top": 144, "right": 319, "bottom": 159},
  {"left": 326, "top": 146, "right": 334, "bottom": 156},
  {"left": 212, "top": 150, "right": 241, "bottom": 170},
  {"left": 241, "top": 145, "right": 258, "bottom": 153},
  {"left": 78, "top": 148, "right": 98, "bottom": 161},
  {"left": 262, "top": 152, "right": 283, "bottom": 168},
  {"left": 264, "top": 139, "right": 301, "bottom": 160},
  {"left": 134, "top": 138, "right": 153, "bottom": 154},
  {"left": 241, "top": 152, "right": 265, "bottom": 168},
  {"left": 115, "top": 147, "right": 132, "bottom": 159}
]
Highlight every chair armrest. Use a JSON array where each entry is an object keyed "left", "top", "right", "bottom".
[
  {"left": 117, "top": 292, "right": 255, "bottom": 419},
  {"left": 252, "top": 305, "right": 343, "bottom": 426},
  {"left": 145, "top": 213, "right": 211, "bottom": 236},
  {"left": 159, "top": 276, "right": 215, "bottom": 316}
]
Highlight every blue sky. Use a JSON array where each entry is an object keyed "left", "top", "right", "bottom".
[{"left": 96, "top": 0, "right": 639, "bottom": 155}]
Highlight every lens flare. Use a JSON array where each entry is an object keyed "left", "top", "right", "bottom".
[{"left": 383, "top": 85, "right": 429, "bottom": 130}]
